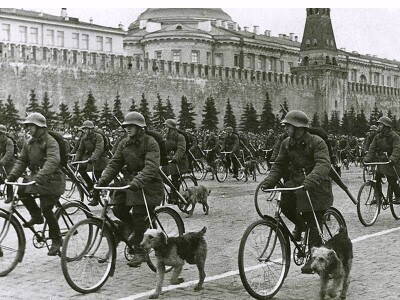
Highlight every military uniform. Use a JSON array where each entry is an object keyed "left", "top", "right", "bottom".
[
  {"left": 204, "top": 133, "right": 220, "bottom": 172},
  {"left": 222, "top": 132, "right": 240, "bottom": 177},
  {"left": 75, "top": 131, "right": 109, "bottom": 174},
  {"left": 0, "top": 133, "right": 16, "bottom": 202}
]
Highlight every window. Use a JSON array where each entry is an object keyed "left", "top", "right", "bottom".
[
  {"left": 46, "top": 29, "right": 54, "bottom": 46},
  {"left": 395, "top": 76, "right": 399, "bottom": 88},
  {"left": 29, "top": 27, "right": 38, "bottom": 44},
  {"left": 387, "top": 76, "right": 391, "bottom": 87},
  {"left": 2, "top": 24, "right": 10, "bottom": 41},
  {"left": 63, "top": 49, "right": 67, "bottom": 62},
  {"left": 360, "top": 74, "right": 367, "bottom": 84},
  {"left": 288, "top": 62, "right": 293, "bottom": 70},
  {"left": 155, "top": 51, "right": 162, "bottom": 60},
  {"left": 313, "top": 38, "right": 317, "bottom": 46},
  {"left": 306, "top": 39, "right": 310, "bottom": 47},
  {"left": 269, "top": 57, "right": 277, "bottom": 71},
  {"left": 172, "top": 50, "right": 181, "bottom": 62},
  {"left": 42, "top": 48, "right": 47, "bottom": 61},
  {"left": 92, "top": 53, "right": 97, "bottom": 65},
  {"left": 81, "top": 34, "right": 89, "bottom": 50},
  {"left": 72, "top": 33, "right": 79, "bottom": 49},
  {"left": 381, "top": 75, "right": 385, "bottom": 86},
  {"left": 53, "top": 49, "right": 58, "bottom": 62},
  {"left": 191, "top": 50, "right": 199, "bottom": 63},
  {"left": 56, "top": 31, "right": 64, "bottom": 47},
  {"left": 351, "top": 69, "right": 357, "bottom": 82},
  {"left": 246, "top": 54, "right": 255, "bottom": 69},
  {"left": 234, "top": 54, "right": 240, "bottom": 67},
  {"left": 280, "top": 60, "right": 284, "bottom": 73},
  {"left": 105, "top": 37, "right": 112, "bottom": 52},
  {"left": 19, "top": 26, "right": 27, "bottom": 43},
  {"left": 373, "top": 73, "right": 380, "bottom": 85},
  {"left": 206, "top": 52, "right": 211, "bottom": 65},
  {"left": 96, "top": 36, "right": 103, "bottom": 51},
  {"left": 72, "top": 51, "right": 77, "bottom": 64},
  {"left": 215, "top": 53, "right": 223, "bottom": 66},
  {"left": 82, "top": 52, "right": 87, "bottom": 65}
]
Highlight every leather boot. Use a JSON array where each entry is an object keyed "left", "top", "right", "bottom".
[
  {"left": 127, "top": 247, "right": 147, "bottom": 268},
  {"left": 48, "top": 238, "right": 62, "bottom": 256},
  {"left": 23, "top": 215, "right": 44, "bottom": 228}
]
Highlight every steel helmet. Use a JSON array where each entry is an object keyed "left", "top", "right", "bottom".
[
  {"left": 377, "top": 116, "right": 392, "bottom": 128},
  {"left": 0, "top": 125, "right": 7, "bottom": 134},
  {"left": 81, "top": 120, "right": 95, "bottom": 129},
  {"left": 22, "top": 112, "right": 47, "bottom": 128},
  {"left": 281, "top": 110, "right": 310, "bottom": 128},
  {"left": 122, "top": 111, "right": 146, "bottom": 128},
  {"left": 369, "top": 125, "right": 378, "bottom": 131},
  {"left": 165, "top": 119, "right": 177, "bottom": 129}
]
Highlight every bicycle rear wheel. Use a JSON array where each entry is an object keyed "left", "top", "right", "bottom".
[
  {"left": 147, "top": 207, "right": 185, "bottom": 272},
  {"left": 215, "top": 159, "right": 228, "bottom": 183},
  {"left": 388, "top": 184, "right": 400, "bottom": 220},
  {"left": 56, "top": 201, "right": 91, "bottom": 240},
  {"left": 191, "top": 159, "right": 205, "bottom": 181},
  {"left": 0, "top": 212, "right": 26, "bottom": 276},
  {"left": 61, "top": 218, "right": 115, "bottom": 294},
  {"left": 254, "top": 182, "right": 280, "bottom": 219},
  {"left": 238, "top": 218, "right": 290, "bottom": 300},
  {"left": 177, "top": 175, "right": 198, "bottom": 214},
  {"left": 357, "top": 181, "right": 380, "bottom": 226},
  {"left": 322, "top": 207, "right": 347, "bottom": 241}
]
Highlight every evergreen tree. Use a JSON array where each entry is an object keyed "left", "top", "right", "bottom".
[
  {"left": 247, "top": 103, "right": 259, "bottom": 132},
  {"left": 369, "top": 102, "right": 380, "bottom": 125},
  {"left": 311, "top": 112, "right": 320, "bottom": 128},
  {"left": 152, "top": 93, "right": 167, "bottom": 129},
  {"left": 259, "top": 92, "right": 275, "bottom": 132},
  {"left": 355, "top": 109, "right": 369, "bottom": 137},
  {"left": 82, "top": 91, "right": 99, "bottom": 122},
  {"left": 26, "top": 89, "right": 40, "bottom": 113},
  {"left": 178, "top": 95, "right": 197, "bottom": 130},
  {"left": 223, "top": 98, "right": 236, "bottom": 130},
  {"left": 322, "top": 111, "right": 329, "bottom": 132},
  {"left": 71, "top": 101, "right": 82, "bottom": 129},
  {"left": 0, "top": 99, "right": 5, "bottom": 121},
  {"left": 57, "top": 103, "right": 71, "bottom": 131},
  {"left": 100, "top": 101, "right": 113, "bottom": 129},
  {"left": 112, "top": 92, "right": 124, "bottom": 129},
  {"left": 40, "top": 92, "right": 56, "bottom": 128},
  {"left": 129, "top": 97, "right": 137, "bottom": 112},
  {"left": 201, "top": 96, "right": 219, "bottom": 131},
  {"left": 239, "top": 103, "right": 250, "bottom": 132},
  {"left": 4, "top": 95, "right": 20, "bottom": 131},
  {"left": 138, "top": 93, "right": 152, "bottom": 128},
  {"left": 341, "top": 112, "right": 350, "bottom": 135},
  {"left": 347, "top": 106, "right": 356, "bottom": 136},
  {"left": 164, "top": 96, "right": 176, "bottom": 119},
  {"left": 329, "top": 111, "right": 340, "bottom": 134},
  {"left": 387, "top": 109, "right": 393, "bottom": 120}
]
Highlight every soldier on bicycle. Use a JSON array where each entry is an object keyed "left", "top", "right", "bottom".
[
  {"left": 364, "top": 117, "right": 400, "bottom": 204},
  {"left": 6, "top": 113, "right": 65, "bottom": 256},
  {"left": 75, "top": 120, "right": 109, "bottom": 206},
  {"left": 222, "top": 126, "right": 240, "bottom": 178},
  {"left": 97, "top": 112, "right": 164, "bottom": 267},
  {"left": 204, "top": 131, "right": 220, "bottom": 178},
  {"left": 363, "top": 125, "right": 377, "bottom": 155},
  {"left": 0, "top": 125, "right": 16, "bottom": 203},
  {"left": 261, "top": 110, "right": 333, "bottom": 274}
]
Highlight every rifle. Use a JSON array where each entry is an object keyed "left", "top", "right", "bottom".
[{"left": 113, "top": 115, "right": 127, "bottom": 133}]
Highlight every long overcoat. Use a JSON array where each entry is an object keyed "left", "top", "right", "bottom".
[
  {"left": 164, "top": 130, "right": 189, "bottom": 175},
  {"left": 0, "top": 135, "right": 16, "bottom": 173},
  {"left": 364, "top": 130, "right": 400, "bottom": 177},
  {"left": 262, "top": 132, "right": 333, "bottom": 212},
  {"left": 100, "top": 133, "right": 164, "bottom": 207},
  {"left": 222, "top": 133, "right": 240, "bottom": 155},
  {"left": 9, "top": 130, "right": 65, "bottom": 196},
  {"left": 75, "top": 132, "right": 109, "bottom": 171}
]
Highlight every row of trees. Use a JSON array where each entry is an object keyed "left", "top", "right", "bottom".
[{"left": 0, "top": 89, "right": 396, "bottom": 136}]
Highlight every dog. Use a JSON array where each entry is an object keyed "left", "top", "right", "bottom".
[
  {"left": 181, "top": 185, "right": 210, "bottom": 217},
  {"left": 141, "top": 227, "right": 207, "bottom": 299},
  {"left": 310, "top": 227, "right": 353, "bottom": 300},
  {"left": 244, "top": 159, "right": 257, "bottom": 181}
]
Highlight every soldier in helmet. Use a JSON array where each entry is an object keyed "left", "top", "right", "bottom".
[
  {"left": 97, "top": 112, "right": 164, "bottom": 268},
  {"left": 75, "top": 120, "right": 109, "bottom": 206},
  {"left": 261, "top": 110, "right": 333, "bottom": 274},
  {"left": 7, "top": 113, "right": 66, "bottom": 256},
  {"left": 363, "top": 125, "right": 378, "bottom": 155},
  {"left": 0, "top": 125, "right": 16, "bottom": 203},
  {"left": 222, "top": 126, "right": 240, "bottom": 178},
  {"left": 364, "top": 116, "right": 400, "bottom": 204}
]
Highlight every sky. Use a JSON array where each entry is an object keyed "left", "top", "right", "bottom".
[{"left": 9, "top": 4, "right": 400, "bottom": 62}]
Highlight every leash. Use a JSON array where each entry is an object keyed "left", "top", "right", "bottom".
[{"left": 141, "top": 189, "right": 154, "bottom": 229}]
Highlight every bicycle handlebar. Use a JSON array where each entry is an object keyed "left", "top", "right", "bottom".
[
  {"left": 363, "top": 161, "right": 391, "bottom": 166},
  {"left": 221, "top": 151, "right": 232, "bottom": 154},
  {"left": 5, "top": 181, "right": 36, "bottom": 186},
  {"left": 262, "top": 185, "right": 305, "bottom": 193},
  {"left": 94, "top": 185, "right": 130, "bottom": 190},
  {"left": 71, "top": 160, "right": 90, "bottom": 165}
]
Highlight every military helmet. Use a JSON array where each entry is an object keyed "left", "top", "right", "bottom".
[
  {"left": 377, "top": 116, "right": 392, "bottom": 128},
  {"left": 226, "top": 126, "right": 233, "bottom": 132},
  {"left": 369, "top": 125, "right": 378, "bottom": 131},
  {"left": 0, "top": 125, "right": 7, "bottom": 134},
  {"left": 81, "top": 120, "right": 95, "bottom": 129},
  {"left": 22, "top": 112, "right": 47, "bottom": 128},
  {"left": 122, "top": 111, "right": 146, "bottom": 128},
  {"left": 165, "top": 119, "right": 177, "bottom": 129},
  {"left": 281, "top": 110, "right": 309, "bottom": 128}
]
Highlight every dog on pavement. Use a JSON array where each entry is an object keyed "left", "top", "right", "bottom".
[
  {"left": 244, "top": 159, "right": 257, "bottom": 181},
  {"left": 141, "top": 227, "right": 207, "bottom": 299},
  {"left": 181, "top": 185, "right": 210, "bottom": 217},
  {"left": 310, "top": 227, "right": 353, "bottom": 300}
]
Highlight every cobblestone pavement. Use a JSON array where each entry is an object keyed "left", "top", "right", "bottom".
[{"left": 1, "top": 166, "right": 400, "bottom": 299}]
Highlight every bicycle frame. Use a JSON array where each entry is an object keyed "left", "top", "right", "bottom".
[{"left": 159, "top": 166, "right": 189, "bottom": 206}]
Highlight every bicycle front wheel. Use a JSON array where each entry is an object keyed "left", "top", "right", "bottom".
[
  {"left": 56, "top": 201, "right": 91, "bottom": 239},
  {"left": 357, "top": 181, "right": 380, "bottom": 226},
  {"left": 192, "top": 159, "right": 205, "bottom": 181},
  {"left": 215, "top": 159, "right": 228, "bottom": 183},
  {"left": 61, "top": 218, "right": 116, "bottom": 294},
  {"left": 61, "top": 180, "right": 85, "bottom": 215},
  {"left": 177, "top": 175, "right": 198, "bottom": 214},
  {"left": 0, "top": 212, "right": 26, "bottom": 276},
  {"left": 238, "top": 218, "right": 290, "bottom": 300},
  {"left": 322, "top": 207, "right": 347, "bottom": 241}
]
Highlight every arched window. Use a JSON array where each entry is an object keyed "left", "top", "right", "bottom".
[
  {"left": 330, "top": 40, "right": 335, "bottom": 47},
  {"left": 306, "top": 39, "right": 311, "bottom": 47},
  {"left": 313, "top": 39, "right": 317, "bottom": 46},
  {"left": 302, "top": 56, "right": 309, "bottom": 66},
  {"left": 360, "top": 74, "right": 367, "bottom": 83},
  {"left": 176, "top": 24, "right": 183, "bottom": 30}
]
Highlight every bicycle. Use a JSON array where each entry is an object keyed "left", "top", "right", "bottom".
[
  {"left": 60, "top": 185, "right": 185, "bottom": 294},
  {"left": 357, "top": 161, "right": 400, "bottom": 226},
  {"left": 188, "top": 148, "right": 206, "bottom": 181},
  {"left": 217, "top": 151, "right": 246, "bottom": 182},
  {"left": 238, "top": 184, "right": 346, "bottom": 299},
  {"left": 0, "top": 180, "right": 90, "bottom": 276}
]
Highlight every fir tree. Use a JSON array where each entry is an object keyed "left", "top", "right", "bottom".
[
  {"left": 112, "top": 92, "right": 124, "bottom": 129},
  {"left": 71, "top": 101, "right": 82, "bottom": 129},
  {"left": 178, "top": 95, "right": 196, "bottom": 130},
  {"left": 239, "top": 103, "right": 250, "bottom": 131},
  {"left": 369, "top": 102, "right": 380, "bottom": 125},
  {"left": 138, "top": 93, "right": 152, "bottom": 128},
  {"left": 40, "top": 92, "right": 56, "bottom": 128},
  {"left": 201, "top": 96, "right": 219, "bottom": 131},
  {"left": 387, "top": 109, "right": 393, "bottom": 120},
  {"left": 82, "top": 91, "right": 99, "bottom": 122},
  {"left": 4, "top": 95, "right": 20, "bottom": 131},
  {"left": 322, "top": 111, "right": 329, "bottom": 132},
  {"left": 57, "top": 103, "right": 71, "bottom": 131},
  {"left": 247, "top": 103, "right": 259, "bottom": 132},
  {"left": 311, "top": 112, "right": 320, "bottom": 128},
  {"left": 164, "top": 96, "right": 176, "bottom": 119},
  {"left": 0, "top": 99, "right": 5, "bottom": 121},
  {"left": 26, "top": 89, "right": 40, "bottom": 113},
  {"left": 129, "top": 97, "right": 137, "bottom": 112},
  {"left": 341, "top": 112, "right": 350, "bottom": 135},
  {"left": 223, "top": 98, "right": 236, "bottom": 131},
  {"left": 329, "top": 111, "right": 340, "bottom": 134},
  {"left": 260, "top": 92, "right": 275, "bottom": 132},
  {"left": 355, "top": 109, "right": 369, "bottom": 137},
  {"left": 152, "top": 93, "right": 167, "bottom": 129},
  {"left": 347, "top": 106, "right": 356, "bottom": 136},
  {"left": 100, "top": 101, "right": 113, "bottom": 129}
]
